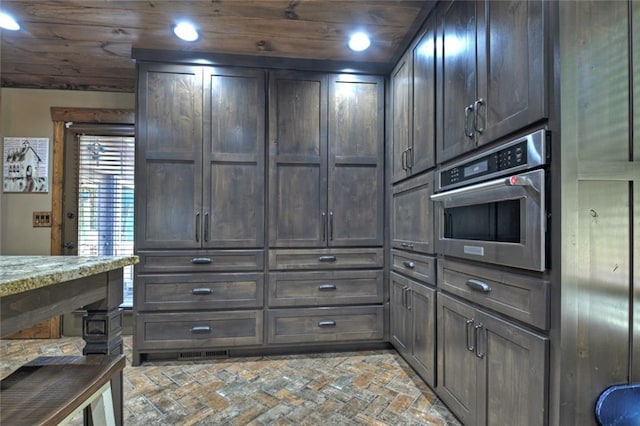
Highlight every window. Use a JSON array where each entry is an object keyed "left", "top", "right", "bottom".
[{"left": 76, "top": 135, "right": 135, "bottom": 306}]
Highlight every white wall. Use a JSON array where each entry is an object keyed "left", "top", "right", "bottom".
[{"left": 0, "top": 88, "right": 134, "bottom": 255}]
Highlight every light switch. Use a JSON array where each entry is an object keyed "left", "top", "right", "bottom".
[{"left": 33, "top": 211, "right": 52, "bottom": 227}]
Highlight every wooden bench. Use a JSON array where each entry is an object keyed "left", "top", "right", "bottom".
[{"left": 0, "top": 355, "right": 126, "bottom": 426}]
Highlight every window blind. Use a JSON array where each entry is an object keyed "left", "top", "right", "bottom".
[{"left": 77, "top": 135, "right": 135, "bottom": 305}]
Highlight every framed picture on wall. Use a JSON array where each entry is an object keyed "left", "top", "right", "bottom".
[{"left": 3, "top": 137, "right": 49, "bottom": 193}]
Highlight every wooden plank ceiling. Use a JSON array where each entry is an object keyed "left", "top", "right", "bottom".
[{"left": 0, "top": 0, "right": 429, "bottom": 92}]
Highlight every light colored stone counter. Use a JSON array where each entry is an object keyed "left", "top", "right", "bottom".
[{"left": 0, "top": 255, "right": 139, "bottom": 297}]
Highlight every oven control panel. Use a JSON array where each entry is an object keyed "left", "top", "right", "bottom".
[{"left": 438, "top": 129, "right": 546, "bottom": 191}]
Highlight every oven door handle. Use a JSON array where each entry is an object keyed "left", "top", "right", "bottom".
[{"left": 430, "top": 174, "right": 538, "bottom": 201}]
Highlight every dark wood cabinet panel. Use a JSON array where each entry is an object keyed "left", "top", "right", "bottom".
[
  {"left": 437, "top": 291, "right": 548, "bottom": 426},
  {"left": 269, "top": 71, "right": 327, "bottom": 247},
  {"left": 390, "top": 250, "right": 436, "bottom": 284},
  {"left": 436, "top": 0, "right": 478, "bottom": 164},
  {"left": 328, "top": 75, "right": 384, "bottom": 246},
  {"left": 136, "top": 250, "right": 264, "bottom": 273},
  {"left": 135, "top": 273, "right": 264, "bottom": 311},
  {"left": 136, "top": 63, "right": 203, "bottom": 249},
  {"left": 391, "top": 171, "right": 435, "bottom": 254},
  {"left": 436, "top": 0, "right": 547, "bottom": 164},
  {"left": 268, "top": 270, "right": 384, "bottom": 307},
  {"left": 266, "top": 306, "right": 384, "bottom": 344},
  {"left": 268, "top": 248, "right": 383, "bottom": 270},
  {"left": 390, "top": 272, "right": 436, "bottom": 386},
  {"left": 203, "top": 68, "right": 265, "bottom": 248},
  {"left": 391, "top": 54, "right": 411, "bottom": 183},
  {"left": 476, "top": 0, "right": 547, "bottom": 144}
]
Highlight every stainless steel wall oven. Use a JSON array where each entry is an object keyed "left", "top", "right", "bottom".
[{"left": 431, "top": 129, "right": 549, "bottom": 271}]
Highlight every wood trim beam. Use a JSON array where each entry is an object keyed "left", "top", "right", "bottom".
[{"left": 50, "top": 107, "right": 134, "bottom": 124}]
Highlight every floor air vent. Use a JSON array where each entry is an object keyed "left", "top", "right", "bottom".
[{"left": 178, "top": 350, "right": 229, "bottom": 360}]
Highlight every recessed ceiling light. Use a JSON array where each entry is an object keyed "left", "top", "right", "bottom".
[
  {"left": 0, "top": 12, "right": 20, "bottom": 31},
  {"left": 173, "top": 22, "right": 199, "bottom": 42},
  {"left": 348, "top": 32, "right": 371, "bottom": 52}
]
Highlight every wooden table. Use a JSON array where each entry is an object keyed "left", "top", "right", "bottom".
[{"left": 0, "top": 255, "right": 139, "bottom": 425}]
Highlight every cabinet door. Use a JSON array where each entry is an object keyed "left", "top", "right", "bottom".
[
  {"left": 411, "top": 15, "right": 436, "bottom": 174},
  {"left": 391, "top": 53, "right": 411, "bottom": 183},
  {"left": 136, "top": 63, "right": 203, "bottom": 249},
  {"left": 203, "top": 67, "right": 265, "bottom": 248},
  {"left": 268, "top": 71, "right": 327, "bottom": 247},
  {"left": 391, "top": 171, "right": 434, "bottom": 254},
  {"left": 409, "top": 281, "right": 436, "bottom": 387},
  {"left": 476, "top": 0, "right": 547, "bottom": 145},
  {"left": 437, "top": 292, "right": 479, "bottom": 426},
  {"left": 390, "top": 273, "right": 411, "bottom": 356},
  {"left": 328, "top": 74, "right": 384, "bottom": 247},
  {"left": 436, "top": 0, "right": 478, "bottom": 164},
  {"left": 476, "top": 310, "right": 548, "bottom": 426}
]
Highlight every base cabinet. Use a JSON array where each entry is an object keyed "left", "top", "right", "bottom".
[
  {"left": 390, "top": 272, "right": 436, "bottom": 386},
  {"left": 437, "top": 292, "right": 548, "bottom": 426}
]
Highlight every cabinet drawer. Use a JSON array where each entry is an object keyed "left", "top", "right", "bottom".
[
  {"left": 136, "top": 250, "right": 264, "bottom": 273},
  {"left": 391, "top": 172, "right": 434, "bottom": 254},
  {"left": 268, "top": 270, "right": 384, "bottom": 307},
  {"left": 269, "top": 248, "right": 383, "bottom": 270},
  {"left": 267, "top": 306, "right": 384, "bottom": 344},
  {"left": 135, "top": 311, "right": 263, "bottom": 349},
  {"left": 391, "top": 250, "right": 436, "bottom": 284},
  {"left": 135, "top": 273, "right": 263, "bottom": 311},
  {"left": 438, "top": 259, "right": 550, "bottom": 330}
]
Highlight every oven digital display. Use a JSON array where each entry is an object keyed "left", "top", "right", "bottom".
[{"left": 464, "top": 160, "right": 488, "bottom": 177}]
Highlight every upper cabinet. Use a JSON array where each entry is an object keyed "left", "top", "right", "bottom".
[
  {"left": 436, "top": 0, "right": 548, "bottom": 164},
  {"left": 136, "top": 63, "right": 265, "bottom": 249},
  {"left": 391, "top": 14, "right": 437, "bottom": 184},
  {"left": 269, "top": 71, "right": 384, "bottom": 248}
]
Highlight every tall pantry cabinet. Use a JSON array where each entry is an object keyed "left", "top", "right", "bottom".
[
  {"left": 267, "top": 71, "right": 386, "bottom": 345},
  {"left": 133, "top": 63, "right": 266, "bottom": 365}
]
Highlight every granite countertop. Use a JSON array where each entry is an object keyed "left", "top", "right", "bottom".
[{"left": 0, "top": 255, "right": 139, "bottom": 297}]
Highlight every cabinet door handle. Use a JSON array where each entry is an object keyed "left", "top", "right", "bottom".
[
  {"left": 401, "top": 149, "right": 408, "bottom": 171},
  {"left": 192, "top": 287, "right": 212, "bottom": 295},
  {"left": 466, "top": 319, "right": 475, "bottom": 351},
  {"left": 464, "top": 104, "right": 475, "bottom": 138},
  {"left": 474, "top": 98, "right": 485, "bottom": 134},
  {"left": 466, "top": 279, "right": 491, "bottom": 293},
  {"left": 318, "top": 255, "right": 337, "bottom": 263},
  {"left": 195, "top": 211, "right": 200, "bottom": 242},
  {"left": 191, "top": 257, "right": 212, "bottom": 264},
  {"left": 406, "top": 289, "right": 412, "bottom": 311},
  {"left": 318, "top": 320, "right": 336, "bottom": 328},
  {"left": 329, "top": 211, "right": 334, "bottom": 241},
  {"left": 204, "top": 212, "right": 209, "bottom": 242},
  {"left": 402, "top": 261, "right": 415, "bottom": 269},
  {"left": 406, "top": 147, "right": 413, "bottom": 169},
  {"left": 190, "top": 326, "right": 211, "bottom": 334},
  {"left": 475, "top": 323, "right": 485, "bottom": 358},
  {"left": 321, "top": 211, "right": 326, "bottom": 241},
  {"left": 318, "top": 284, "right": 337, "bottom": 291}
]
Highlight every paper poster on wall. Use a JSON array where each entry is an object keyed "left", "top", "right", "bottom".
[{"left": 3, "top": 137, "right": 49, "bottom": 193}]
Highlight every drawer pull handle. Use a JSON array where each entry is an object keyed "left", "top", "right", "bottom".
[
  {"left": 401, "top": 243, "right": 414, "bottom": 249},
  {"left": 319, "top": 284, "right": 337, "bottom": 291},
  {"left": 192, "top": 288, "right": 212, "bottom": 295},
  {"left": 318, "top": 320, "right": 336, "bottom": 328},
  {"left": 466, "top": 279, "right": 491, "bottom": 293},
  {"left": 190, "top": 326, "right": 212, "bottom": 334},
  {"left": 191, "top": 257, "right": 212, "bottom": 265},
  {"left": 402, "top": 261, "right": 415, "bottom": 269},
  {"left": 318, "top": 255, "right": 337, "bottom": 263}
]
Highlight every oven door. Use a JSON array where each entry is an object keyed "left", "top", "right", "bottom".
[{"left": 431, "top": 169, "right": 545, "bottom": 271}]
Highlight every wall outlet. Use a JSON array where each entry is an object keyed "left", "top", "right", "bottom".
[{"left": 33, "top": 211, "right": 52, "bottom": 227}]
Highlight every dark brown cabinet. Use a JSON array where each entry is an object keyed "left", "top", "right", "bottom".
[
  {"left": 136, "top": 63, "right": 265, "bottom": 249},
  {"left": 436, "top": 0, "right": 547, "bottom": 163},
  {"left": 269, "top": 71, "right": 384, "bottom": 248},
  {"left": 437, "top": 292, "right": 548, "bottom": 426},
  {"left": 390, "top": 272, "right": 436, "bottom": 386},
  {"left": 391, "top": 14, "right": 437, "bottom": 183},
  {"left": 391, "top": 171, "right": 435, "bottom": 254},
  {"left": 134, "top": 63, "right": 266, "bottom": 364}
]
